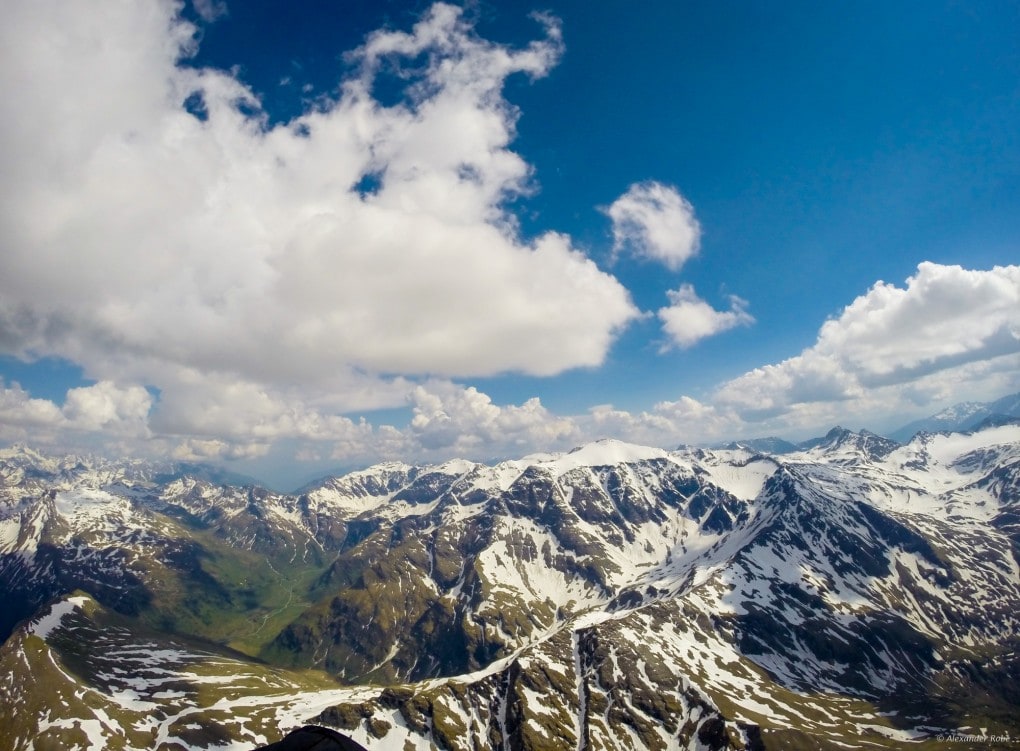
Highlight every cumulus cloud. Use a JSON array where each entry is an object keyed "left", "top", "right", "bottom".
[
  {"left": 0, "top": 0, "right": 638, "bottom": 449},
  {"left": 813, "top": 262, "right": 1020, "bottom": 381},
  {"left": 0, "top": 1, "right": 760, "bottom": 470},
  {"left": 715, "top": 263, "right": 1020, "bottom": 424},
  {"left": 171, "top": 438, "right": 268, "bottom": 463},
  {"left": 160, "top": 380, "right": 583, "bottom": 468},
  {"left": 408, "top": 382, "right": 577, "bottom": 455},
  {"left": 143, "top": 261, "right": 1019, "bottom": 460},
  {"left": 586, "top": 396, "right": 735, "bottom": 447},
  {"left": 604, "top": 182, "right": 751, "bottom": 350},
  {"left": 340, "top": 384, "right": 731, "bottom": 464},
  {"left": 0, "top": 380, "right": 152, "bottom": 438},
  {"left": 0, "top": 381, "right": 65, "bottom": 430},
  {"left": 606, "top": 182, "right": 701, "bottom": 270},
  {"left": 62, "top": 382, "right": 153, "bottom": 434},
  {"left": 657, "top": 284, "right": 754, "bottom": 350},
  {"left": 148, "top": 375, "right": 350, "bottom": 442}
]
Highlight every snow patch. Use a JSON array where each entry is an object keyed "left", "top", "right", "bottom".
[{"left": 27, "top": 596, "right": 90, "bottom": 640}]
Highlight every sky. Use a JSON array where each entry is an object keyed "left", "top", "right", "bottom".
[{"left": 1, "top": 0, "right": 1018, "bottom": 489}]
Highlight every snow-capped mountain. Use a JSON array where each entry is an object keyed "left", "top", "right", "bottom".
[
  {"left": 889, "top": 391, "right": 1020, "bottom": 442},
  {"left": 1, "top": 424, "right": 1019, "bottom": 750}
]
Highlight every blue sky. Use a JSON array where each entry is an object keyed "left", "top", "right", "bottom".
[{"left": 1, "top": 0, "right": 1018, "bottom": 489}]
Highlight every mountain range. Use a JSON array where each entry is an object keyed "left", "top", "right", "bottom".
[
  {"left": 1, "top": 413, "right": 1019, "bottom": 749},
  {"left": 721, "top": 391, "right": 1020, "bottom": 453},
  {"left": 887, "top": 392, "right": 1020, "bottom": 443}
]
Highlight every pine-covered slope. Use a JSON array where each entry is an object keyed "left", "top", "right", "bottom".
[{"left": 1, "top": 425, "right": 1019, "bottom": 750}]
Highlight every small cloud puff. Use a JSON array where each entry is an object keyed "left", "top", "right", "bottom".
[
  {"left": 192, "top": 0, "right": 228, "bottom": 23},
  {"left": 657, "top": 285, "right": 754, "bottom": 350},
  {"left": 606, "top": 181, "right": 701, "bottom": 271}
]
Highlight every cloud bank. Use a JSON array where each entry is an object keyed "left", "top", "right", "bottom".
[
  {"left": 0, "top": 380, "right": 152, "bottom": 438},
  {"left": 715, "top": 262, "right": 1020, "bottom": 428},
  {"left": 1, "top": 258, "right": 1016, "bottom": 468}
]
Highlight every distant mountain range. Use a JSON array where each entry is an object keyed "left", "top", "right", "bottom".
[
  {"left": 720, "top": 391, "right": 1020, "bottom": 453},
  {"left": 887, "top": 391, "right": 1020, "bottom": 443},
  {"left": 1, "top": 417, "right": 1019, "bottom": 749}
]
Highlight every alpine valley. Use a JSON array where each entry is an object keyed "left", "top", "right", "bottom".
[{"left": 1, "top": 416, "right": 1019, "bottom": 750}]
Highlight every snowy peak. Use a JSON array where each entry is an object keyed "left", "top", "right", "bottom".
[
  {"left": 889, "top": 391, "right": 1020, "bottom": 442},
  {"left": 934, "top": 400, "right": 989, "bottom": 422},
  {"left": 797, "top": 425, "right": 901, "bottom": 462},
  {"left": 304, "top": 462, "right": 419, "bottom": 515},
  {"left": 556, "top": 437, "right": 671, "bottom": 467}
]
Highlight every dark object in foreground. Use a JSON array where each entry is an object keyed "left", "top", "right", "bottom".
[{"left": 254, "top": 725, "right": 369, "bottom": 751}]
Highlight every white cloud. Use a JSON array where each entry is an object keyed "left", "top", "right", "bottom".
[
  {"left": 156, "top": 379, "right": 582, "bottom": 467},
  {"left": 0, "top": 381, "right": 64, "bottom": 429},
  {"left": 225, "top": 384, "right": 732, "bottom": 467},
  {"left": 715, "top": 263, "right": 1020, "bottom": 427},
  {"left": 0, "top": 2, "right": 763, "bottom": 471},
  {"left": 813, "top": 262, "right": 1020, "bottom": 381},
  {"left": 586, "top": 396, "right": 735, "bottom": 447},
  {"left": 606, "top": 182, "right": 701, "bottom": 270},
  {"left": 657, "top": 284, "right": 754, "bottom": 350},
  {"left": 0, "top": 380, "right": 152, "bottom": 438},
  {"left": 62, "top": 382, "right": 153, "bottom": 434},
  {"left": 408, "top": 381, "right": 577, "bottom": 455},
  {"left": 0, "top": 1, "right": 637, "bottom": 414},
  {"left": 171, "top": 438, "right": 267, "bottom": 463}
]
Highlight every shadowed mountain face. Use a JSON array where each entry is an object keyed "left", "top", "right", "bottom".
[{"left": 1, "top": 425, "right": 1019, "bottom": 750}]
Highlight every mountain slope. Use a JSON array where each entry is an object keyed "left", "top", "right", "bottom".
[
  {"left": 0, "top": 450, "right": 344, "bottom": 651},
  {"left": 0, "top": 593, "right": 368, "bottom": 750},
  {"left": 265, "top": 442, "right": 757, "bottom": 684}
]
